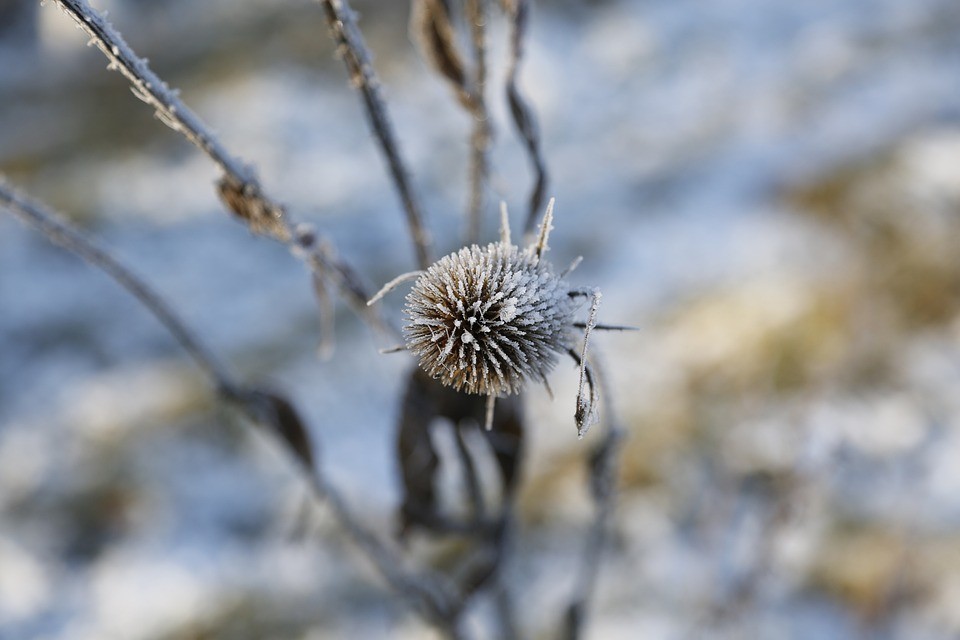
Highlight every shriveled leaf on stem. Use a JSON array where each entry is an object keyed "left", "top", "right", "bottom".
[
  {"left": 217, "top": 177, "right": 290, "bottom": 240},
  {"left": 411, "top": 0, "right": 474, "bottom": 110},
  {"left": 238, "top": 389, "right": 317, "bottom": 472}
]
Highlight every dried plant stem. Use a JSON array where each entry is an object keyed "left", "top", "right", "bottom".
[
  {"left": 454, "top": 425, "right": 486, "bottom": 519},
  {"left": 0, "top": 179, "right": 239, "bottom": 395},
  {"left": 51, "top": 0, "right": 252, "bottom": 186},
  {"left": 465, "top": 0, "right": 491, "bottom": 245},
  {"left": 502, "top": 0, "right": 548, "bottom": 235},
  {"left": 562, "top": 355, "right": 624, "bottom": 640},
  {"left": 317, "top": 0, "right": 431, "bottom": 270},
  {"left": 310, "top": 475, "right": 464, "bottom": 633},
  {"left": 0, "top": 177, "right": 465, "bottom": 639},
  {"left": 49, "top": 0, "right": 386, "bottom": 334}
]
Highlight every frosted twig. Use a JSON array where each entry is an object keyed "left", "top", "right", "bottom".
[
  {"left": 561, "top": 256, "right": 582, "bottom": 277},
  {"left": 50, "top": 0, "right": 254, "bottom": 187},
  {"left": 379, "top": 344, "right": 408, "bottom": 354},
  {"left": 317, "top": 0, "right": 432, "bottom": 270},
  {"left": 572, "top": 322, "right": 638, "bottom": 332},
  {"left": 0, "top": 178, "right": 239, "bottom": 396},
  {"left": 499, "top": 201, "right": 512, "bottom": 246},
  {"left": 465, "top": 0, "right": 491, "bottom": 245},
  {"left": 367, "top": 270, "right": 425, "bottom": 306},
  {"left": 534, "top": 196, "right": 554, "bottom": 262},
  {"left": 49, "top": 0, "right": 388, "bottom": 338}
]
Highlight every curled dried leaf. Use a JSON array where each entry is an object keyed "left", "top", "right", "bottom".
[
  {"left": 411, "top": 0, "right": 474, "bottom": 109},
  {"left": 217, "top": 177, "right": 290, "bottom": 240}
]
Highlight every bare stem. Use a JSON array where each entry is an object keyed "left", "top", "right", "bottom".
[
  {"left": 51, "top": 0, "right": 253, "bottom": 185},
  {"left": 562, "top": 355, "right": 624, "bottom": 640},
  {"left": 0, "top": 178, "right": 239, "bottom": 396},
  {"left": 311, "top": 474, "right": 464, "bottom": 633},
  {"left": 465, "top": 0, "right": 490, "bottom": 245},
  {"left": 502, "top": 0, "right": 548, "bottom": 235},
  {"left": 317, "top": 0, "right": 432, "bottom": 270}
]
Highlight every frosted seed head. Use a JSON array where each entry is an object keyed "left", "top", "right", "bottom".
[{"left": 404, "top": 241, "right": 576, "bottom": 396}]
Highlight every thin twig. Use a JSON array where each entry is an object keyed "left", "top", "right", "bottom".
[
  {"left": 562, "top": 354, "right": 624, "bottom": 640},
  {"left": 50, "top": 0, "right": 253, "bottom": 186},
  {"left": 317, "top": 0, "right": 432, "bottom": 269},
  {"left": 49, "top": 0, "right": 388, "bottom": 335},
  {"left": 501, "top": 0, "right": 548, "bottom": 235},
  {"left": 311, "top": 475, "right": 463, "bottom": 632},
  {"left": 465, "top": 0, "right": 491, "bottom": 245},
  {"left": 0, "top": 178, "right": 239, "bottom": 396},
  {"left": 0, "top": 176, "right": 464, "bottom": 639}
]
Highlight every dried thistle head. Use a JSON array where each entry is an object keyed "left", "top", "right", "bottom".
[
  {"left": 370, "top": 199, "right": 604, "bottom": 437},
  {"left": 403, "top": 238, "right": 575, "bottom": 396}
]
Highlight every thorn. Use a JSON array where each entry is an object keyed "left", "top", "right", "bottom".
[
  {"left": 561, "top": 256, "right": 583, "bottom": 277},
  {"left": 499, "top": 201, "right": 512, "bottom": 246},
  {"left": 534, "top": 197, "right": 555, "bottom": 261},
  {"left": 573, "top": 322, "right": 638, "bottom": 332},
  {"left": 367, "top": 270, "right": 424, "bottom": 306},
  {"left": 379, "top": 344, "right": 408, "bottom": 354}
]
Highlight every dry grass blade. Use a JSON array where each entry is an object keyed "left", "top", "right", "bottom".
[
  {"left": 318, "top": 0, "right": 432, "bottom": 269},
  {"left": 501, "top": 0, "right": 548, "bottom": 235}
]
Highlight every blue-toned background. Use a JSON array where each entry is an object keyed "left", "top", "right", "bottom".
[{"left": 3, "top": 0, "right": 960, "bottom": 637}]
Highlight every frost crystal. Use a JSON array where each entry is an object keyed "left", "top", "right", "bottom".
[{"left": 404, "top": 241, "right": 575, "bottom": 396}]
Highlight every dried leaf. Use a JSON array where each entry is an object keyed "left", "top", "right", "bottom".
[
  {"left": 411, "top": 0, "right": 473, "bottom": 109},
  {"left": 244, "top": 389, "right": 316, "bottom": 471},
  {"left": 217, "top": 177, "right": 289, "bottom": 240}
]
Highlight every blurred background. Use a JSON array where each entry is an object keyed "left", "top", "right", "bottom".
[{"left": 3, "top": 0, "right": 960, "bottom": 637}]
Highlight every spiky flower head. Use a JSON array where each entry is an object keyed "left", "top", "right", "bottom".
[{"left": 403, "top": 211, "right": 575, "bottom": 397}]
